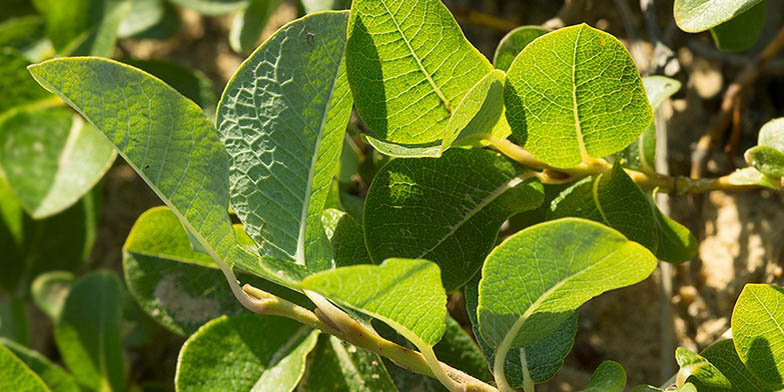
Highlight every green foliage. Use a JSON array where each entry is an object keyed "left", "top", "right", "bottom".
[
  {"left": 674, "top": 0, "right": 763, "bottom": 32},
  {"left": 229, "top": 0, "right": 281, "bottom": 53},
  {"left": 746, "top": 118, "right": 784, "bottom": 180},
  {"left": 0, "top": 338, "right": 79, "bottom": 392},
  {"left": 298, "top": 335, "right": 398, "bottom": 391},
  {"left": 732, "top": 284, "right": 784, "bottom": 389},
  {"left": 580, "top": 361, "right": 626, "bottom": 392},
  {"left": 710, "top": 2, "right": 766, "bottom": 52},
  {"left": 493, "top": 26, "right": 549, "bottom": 72},
  {"left": 175, "top": 314, "right": 318, "bottom": 392},
  {"left": 0, "top": 344, "right": 49, "bottom": 392},
  {"left": 504, "top": 24, "right": 652, "bottom": 168},
  {"left": 30, "top": 271, "right": 74, "bottom": 320}
]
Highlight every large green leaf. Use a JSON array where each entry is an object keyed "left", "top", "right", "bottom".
[
  {"left": 302, "top": 258, "right": 446, "bottom": 349},
  {"left": 580, "top": 361, "right": 626, "bottom": 392},
  {"left": 228, "top": 0, "right": 281, "bottom": 53},
  {"left": 464, "top": 275, "right": 576, "bottom": 386},
  {"left": 674, "top": 0, "right": 763, "bottom": 32},
  {"left": 36, "top": 0, "right": 129, "bottom": 56},
  {"left": 0, "top": 109, "right": 116, "bottom": 218},
  {"left": 175, "top": 314, "right": 318, "bottom": 392},
  {"left": 298, "top": 335, "right": 399, "bottom": 391},
  {"left": 28, "top": 57, "right": 258, "bottom": 281},
  {"left": 363, "top": 148, "right": 543, "bottom": 291},
  {"left": 0, "top": 344, "right": 49, "bottom": 392},
  {"left": 119, "top": 58, "right": 217, "bottom": 115},
  {"left": 746, "top": 118, "right": 784, "bottom": 180},
  {"left": 1, "top": 338, "right": 79, "bottom": 392},
  {"left": 550, "top": 162, "right": 658, "bottom": 252},
  {"left": 217, "top": 11, "right": 353, "bottom": 271},
  {"left": 504, "top": 24, "right": 652, "bottom": 168},
  {"left": 123, "top": 206, "right": 310, "bottom": 336},
  {"left": 675, "top": 347, "right": 733, "bottom": 391},
  {"left": 477, "top": 218, "right": 657, "bottom": 387},
  {"left": 493, "top": 26, "right": 549, "bottom": 72},
  {"left": 701, "top": 339, "right": 768, "bottom": 391},
  {"left": 710, "top": 2, "right": 765, "bottom": 52},
  {"left": 346, "top": 0, "right": 493, "bottom": 145},
  {"left": 732, "top": 284, "right": 784, "bottom": 389},
  {"left": 54, "top": 271, "right": 126, "bottom": 392}
]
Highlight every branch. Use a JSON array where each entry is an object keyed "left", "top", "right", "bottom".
[{"left": 240, "top": 285, "right": 498, "bottom": 392}]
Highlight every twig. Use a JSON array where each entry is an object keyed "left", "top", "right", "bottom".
[
  {"left": 450, "top": 6, "right": 517, "bottom": 32},
  {"left": 240, "top": 285, "right": 498, "bottom": 392}
]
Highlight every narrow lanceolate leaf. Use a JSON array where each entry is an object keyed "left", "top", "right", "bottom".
[
  {"left": 29, "top": 57, "right": 242, "bottom": 274},
  {"left": 478, "top": 218, "right": 657, "bottom": 387},
  {"left": 217, "top": 11, "right": 353, "bottom": 271},
  {"left": 504, "top": 24, "right": 652, "bottom": 168},
  {"left": 675, "top": 347, "right": 733, "bottom": 391},
  {"left": 176, "top": 314, "right": 318, "bottom": 392},
  {"left": 465, "top": 276, "right": 576, "bottom": 386},
  {"left": 346, "top": 0, "right": 493, "bottom": 145},
  {"left": 622, "top": 76, "right": 681, "bottom": 173},
  {"left": 732, "top": 284, "right": 784, "bottom": 389},
  {"left": 0, "top": 109, "right": 116, "bottom": 218},
  {"left": 0, "top": 344, "right": 49, "bottom": 392},
  {"left": 1, "top": 338, "right": 79, "bottom": 392},
  {"left": 700, "top": 339, "right": 768, "bottom": 391},
  {"left": 581, "top": 361, "right": 626, "bottom": 392},
  {"left": 493, "top": 26, "right": 549, "bottom": 72},
  {"left": 710, "top": 2, "right": 765, "bottom": 52},
  {"left": 124, "top": 207, "right": 311, "bottom": 336},
  {"left": 302, "top": 258, "right": 447, "bottom": 349},
  {"left": 298, "top": 335, "right": 399, "bottom": 391},
  {"left": 746, "top": 118, "right": 784, "bottom": 179},
  {"left": 54, "top": 271, "right": 126, "bottom": 392},
  {"left": 364, "top": 148, "right": 543, "bottom": 291},
  {"left": 674, "top": 0, "right": 763, "bottom": 32},
  {"left": 31, "top": 271, "right": 74, "bottom": 320},
  {"left": 549, "top": 163, "right": 658, "bottom": 252}
]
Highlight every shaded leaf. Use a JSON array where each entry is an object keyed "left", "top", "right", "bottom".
[
  {"left": 36, "top": 0, "right": 130, "bottom": 56},
  {"left": 175, "top": 314, "right": 318, "bottom": 392},
  {"left": 732, "top": 284, "right": 784, "bottom": 389},
  {"left": 710, "top": 2, "right": 765, "bottom": 52},
  {"left": 229, "top": 0, "right": 281, "bottom": 53},
  {"left": 652, "top": 205, "right": 698, "bottom": 263},
  {"left": 580, "top": 361, "right": 626, "bottom": 392},
  {"left": 31, "top": 271, "right": 74, "bottom": 320},
  {"left": 320, "top": 208, "right": 371, "bottom": 267},
  {"left": 363, "top": 148, "right": 543, "bottom": 291},
  {"left": 504, "top": 24, "right": 652, "bottom": 168},
  {"left": 675, "top": 347, "right": 733, "bottom": 391},
  {"left": 0, "top": 296, "right": 29, "bottom": 345},
  {"left": 701, "top": 339, "right": 768, "bottom": 391},
  {"left": 493, "top": 26, "right": 549, "bottom": 72}
]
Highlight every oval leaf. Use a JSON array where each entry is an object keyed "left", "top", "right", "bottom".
[
  {"left": 581, "top": 361, "right": 626, "bottom": 392},
  {"left": 493, "top": 26, "right": 549, "bottom": 72},
  {"left": 674, "top": 0, "right": 763, "bottom": 32},
  {"left": 701, "top": 339, "right": 768, "bottom": 391},
  {"left": 346, "top": 0, "right": 493, "bottom": 145},
  {"left": 710, "top": 2, "right": 765, "bottom": 52},
  {"left": 732, "top": 284, "right": 784, "bottom": 389},
  {"left": 504, "top": 24, "right": 652, "bottom": 168},
  {"left": 217, "top": 11, "right": 353, "bottom": 270},
  {"left": 363, "top": 148, "right": 544, "bottom": 291},
  {"left": 0, "top": 344, "right": 49, "bottom": 392},
  {"left": 175, "top": 314, "right": 318, "bottom": 392},
  {"left": 302, "top": 258, "right": 447, "bottom": 348}
]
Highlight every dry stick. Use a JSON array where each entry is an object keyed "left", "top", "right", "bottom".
[
  {"left": 240, "top": 285, "right": 498, "bottom": 392},
  {"left": 691, "top": 25, "right": 784, "bottom": 180}
]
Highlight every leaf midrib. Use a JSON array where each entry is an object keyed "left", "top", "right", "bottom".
[
  {"left": 378, "top": 0, "right": 453, "bottom": 114},
  {"left": 570, "top": 25, "right": 589, "bottom": 161}
]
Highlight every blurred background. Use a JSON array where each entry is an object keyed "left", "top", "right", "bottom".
[{"left": 1, "top": 0, "right": 783, "bottom": 390}]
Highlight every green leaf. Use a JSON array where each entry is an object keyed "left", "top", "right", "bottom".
[
  {"left": 0, "top": 296, "right": 29, "bottom": 345},
  {"left": 631, "top": 383, "right": 698, "bottom": 392},
  {"left": 28, "top": 57, "right": 251, "bottom": 280},
  {"left": 504, "top": 24, "right": 652, "bottom": 168},
  {"left": 549, "top": 162, "right": 659, "bottom": 252},
  {"left": 477, "top": 218, "right": 657, "bottom": 387},
  {"left": 229, "top": 0, "right": 281, "bottom": 53},
  {"left": 746, "top": 118, "right": 784, "bottom": 179},
  {"left": 493, "top": 26, "right": 549, "bottom": 72},
  {"left": 700, "top": 339, "right": 768, "bottom": 391},
  {"left": 298, "top": 335, "right": 399, "bottom": 391},
  {"left": 321, "top": 208, "right": 371, "bottom": 267},
  {"left": 726, "top": 167, "right": 781, "bottom": 190},
  {"left": 31, "top": 271, "right": 74, "bottom": 320},
  {"left": 0, "top": 338, "right": 79, "bottom": 392},
  {"left": 168, "top": 0, "right": 247, "bottom": 15},
  {"left": 0, "top": 344, "right": 49, "bottom": 392},
  {"left": 363, "top": 148, "right": 543, "bottom": 291},
  {"left": 54, "top": 271, "right": 127, "bottom": 392},
  {"left": 710, "top": 2, "right": 765, "bottom": 52},
  {"left": 675, "top": 347, "right": 733, "bottom": 391},
  {"left": 302, "top": 258, "right": 447, "bottom": 349},
  {"left": 732, "top": 284, "right": 784, "bottom": 389},
  {"left": 757, "top": 118, "right": 784, "bottom": 151},
  {"left": 119, "top": 58, "right": 217, "bottom": 115},
  {"left": 0, "top": 16, "right": 48, "bottom": 59},
  {"left": 0, "top": 48, "right": 53, "bottom": 117},
  {"left": 36, "top": 0, "right": 130, "bottom": 56},
  {"left": 580, "top": 361, "right": 626, "bottom": 392},
  {"left": 0, "top": 108, "right": 116, "bottom": 218},
  {"left": 124, "top": 206, "right": 311, "bottom": 336},
  {"left": 217, "top": 11, "right": 353, "bottom": 271},
  {"left": 465, "top": 276, "right": 576, "bottom": 386},
  {"left": 118, "top": 0, "right": 165, "bottom": 38},
  {"left": 346, "top": 0, "right": 493, "bottom": 145},
  {"left": 652, "top": 206, "right": 698, "bottom": 263},
  {"left": 0, "top": 176, "right": 26, "bottom": 292},
  {"left": 622, "top": 76, "right": 681, "bottom": 173},
  {"left": 175, "top": 314, "right": 318, "bottom": 392},
  {"left": 433, "top": 316, "right": 493, "bottom": 382},
  {"left": 674, "top": 0, "right": 763, "bottom": 32},
  {"left": 301, "top": 0, "right": 350, "bottom": 13}
]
